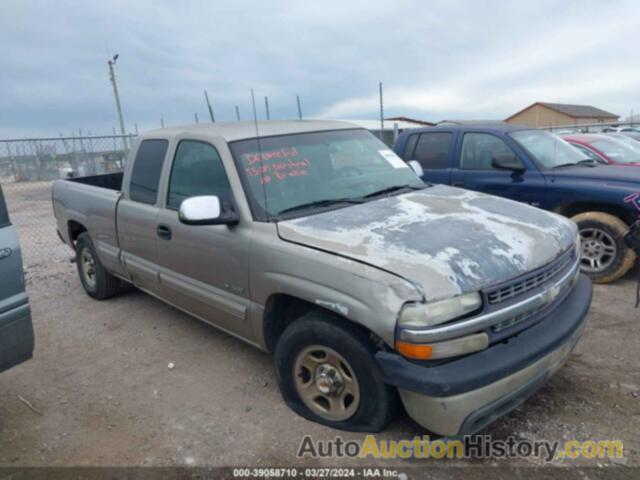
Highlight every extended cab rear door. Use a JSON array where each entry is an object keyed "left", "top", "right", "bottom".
[
  {"left": 400, "top": 130, "right": 455, "bottom": 185},
  {"left": 117, "top": 139, "right": 168, "bottom": 296},
  {"left": 450, "top": 131, "right": 547, "bottom": 207},
  {"left": 0, "top": 186, "right": 34, "bottom": 373}
]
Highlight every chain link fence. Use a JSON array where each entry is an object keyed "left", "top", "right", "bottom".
[{"left": 1, "top": 134, "right": 135, "bottom": 267}]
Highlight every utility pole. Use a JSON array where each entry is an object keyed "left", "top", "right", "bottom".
[
  {"left": 264, "top": 96, "right": 270, "bottom": 120},
  {"left": 235, "top": 105, "right": 241, "bottom": 121},
  {"left": 108, "top": 54, "right": 128, "bottom": 149},
  {"left": 204, "top": 90, "right": 215, "bottom": 122},
  {"left": 296, "top": 95, "right": 302, "bottom": 120},
  {"left": 194, "top": 112, "right": 199, "bottom": 124}
]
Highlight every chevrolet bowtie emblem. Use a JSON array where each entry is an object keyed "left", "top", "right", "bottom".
[{"left": 542, "top": 284, "right": 561, "bottom": 305}]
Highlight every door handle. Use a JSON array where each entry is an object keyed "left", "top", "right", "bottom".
[
  {"left": 157, "top": 224, "right": 172, "bottom": 240},
  {"left": 452, "top": 181, "right": 465, "bottom": 187}
]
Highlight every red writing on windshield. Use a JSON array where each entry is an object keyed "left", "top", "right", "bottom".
[{"left": 243, "top": 147, "right": 310, "bottom": 184}]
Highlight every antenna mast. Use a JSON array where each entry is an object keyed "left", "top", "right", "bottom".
[
  {"left": 251, "top": 89, "right": 270, "bottom": 221},
  {"left": 296, "top": 95, "right": 303, "bottom": 120},
  {"left": 204, "top": 90, "right": 215, "bottom": 122}
]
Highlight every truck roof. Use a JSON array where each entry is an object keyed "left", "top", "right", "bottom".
[
  {"left": 400, "top": 124, "right": 531, "bottom": 135},
  {"left": 143, "top": 120, "right": 360, "bottom": 142}
]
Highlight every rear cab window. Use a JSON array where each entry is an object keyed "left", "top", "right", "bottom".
[
  {"left": 129, "top": 139, "right": 169, "bottom": 204},
  {"left": 413, "top": 132, "right": 453, "bottom": 169},
  {"left": 0, "top": 186, "right": 10, "bottom": 228}
]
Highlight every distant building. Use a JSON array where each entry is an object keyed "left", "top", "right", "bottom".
[
  {"left": 505, "top": 102, "right": 619, "bottom": 127},
  {"left": 384, "top": 116, "right": 435, "bottom": 126},
  {"left": 436, "top": 119, "right": 505, "bottom": 126}
]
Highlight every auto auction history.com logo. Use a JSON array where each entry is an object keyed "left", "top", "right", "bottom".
[{"left": 296, "top": 435, "right": 624, "bottom": 462}]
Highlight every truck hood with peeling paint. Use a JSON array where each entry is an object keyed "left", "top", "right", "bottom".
[{"left": 277, "top": 185, "right": 577, "bottom": 302}]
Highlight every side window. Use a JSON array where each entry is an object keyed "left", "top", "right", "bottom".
[
  {"left": 401, "top": 134, "right": 419, "bottom": 160},
  {"left": 0, "top": 187, "right": 10, "bottom": 228},
  {"left": 167, "top": 140, "right": 232, "bottom": 210},
  {"left": 414, "top": 133, "right": 452, "bottom": 169},
  {"left": 129, "top": 139, "right": 169, "bottom": 205},
  {"left": 460, "top": 133, "right": 516, "bottom": 170}
]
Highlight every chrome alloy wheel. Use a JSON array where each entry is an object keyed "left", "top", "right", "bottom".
[
  {"left": 293, "top": 345, "right": 360, "bottom": 421},
  {"left": 580, "top": 227, "right": 617, "bottom": 273},
  {"left": 80, "top": 247, "right": 97, "bottom": 289}
]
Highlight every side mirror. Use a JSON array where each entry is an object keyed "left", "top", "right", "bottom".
[
  {"left": 491, "top": 154, "right": 525, "bottom": 172},
  {"left": 179, "top": 196, "right": 238, "bottom": 226},
  {"left": 408, "top": 160, "right": 424, "bottom": 177}
]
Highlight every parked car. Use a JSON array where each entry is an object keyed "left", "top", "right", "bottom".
[
  {"left": 615, "top": 127, "right": 640, "bottom": 133},
  {"left": 601, "top": 126, "right": 640, "bottom": 133},
  {"left": 562, "top": 134, "right": 640, "bottom": 166},
  {"left": 0, "top": 185, "right": 34, "bottom": 373},
  {"left": 53, "top": 121, "right": 592, "bottom": 436},
  {"left": 393, "top": 125, "right": 640, "bottom": 283},
  {"left": 606, "top": 132, "right": 640, "bottom": 147},
  {"left": 610, "top": 131, "right": 640, "bottom": 143}
]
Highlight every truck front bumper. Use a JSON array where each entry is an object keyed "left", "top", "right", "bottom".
[{"left": 376, "top": 273, "right": 592, "bottom": 437}]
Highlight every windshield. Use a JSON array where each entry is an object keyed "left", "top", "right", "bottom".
[
  {"left": 230, "top": 129, "right": 424, "bottom": 220},
  {"left": 510, "top": 130, "right": 589, "bottom": 168},
  {"left": 591, "top": 138, "right": 640, "bottom": 164}
]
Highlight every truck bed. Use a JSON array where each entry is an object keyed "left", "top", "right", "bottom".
[
  {"left": 67, "top": 172, "right": 124, "bottom": 191},
  {"left": 52, "top": 173, "right": 125, "bottom": 277}
]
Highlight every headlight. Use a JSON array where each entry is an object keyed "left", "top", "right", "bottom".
[{"left": 398, "top": 292, "right": 482, "bottom": 328}]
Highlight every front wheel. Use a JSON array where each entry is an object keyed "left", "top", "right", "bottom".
[
  {"left": 274, "top": 312, "right": 399, "bottom": 432},
  {"left": 572, "top": 212, "right": 636, "bottom": 284}
]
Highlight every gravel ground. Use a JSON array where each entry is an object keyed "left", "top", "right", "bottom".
[{"left": 0, "top": 182, "right": 638, "bottom": 472}]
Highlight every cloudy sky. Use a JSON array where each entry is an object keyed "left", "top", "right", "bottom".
[{"left": 1, "top": 0, "right": 639, "bottom": 137}]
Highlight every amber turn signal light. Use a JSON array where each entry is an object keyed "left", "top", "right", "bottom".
[{"left": 395, "top": 341, "right": 433, "bottom": 360}]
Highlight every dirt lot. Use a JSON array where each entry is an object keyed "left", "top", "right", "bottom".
[{"left": 0, "top": 182, "right": 638, "bottom": 471}]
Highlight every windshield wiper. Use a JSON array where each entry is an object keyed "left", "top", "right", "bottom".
[
  {"left": 362, "top": 184, "right": 425, "bottom": 199},
  {"left": 277, "top": 197, "right": 364, "bottom": 216},
  {"left": 577, "top": 159, "right": 599, "bottom": 167},
  {"left": 553, "top": 159, "right": 598, "bottom": 169}
]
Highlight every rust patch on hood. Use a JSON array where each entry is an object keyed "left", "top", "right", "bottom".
[{"left": 277, "top": 185, "right": 576, "bottom": 301}]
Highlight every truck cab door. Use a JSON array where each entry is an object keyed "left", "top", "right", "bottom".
[
  {"left": 450, "top": 132, "right": 546, "bottom": 208},
  {"left": 155, "top": 140, "right": 252, "bottom": 339},
  {"left": 117, "top": 139, "right": 168, "bottom": 296},
  {"left": 403, "top": 131, "right": 454, "bottom": 185}
]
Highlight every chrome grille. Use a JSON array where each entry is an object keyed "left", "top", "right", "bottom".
[
  {"left": 491, "top": 305, "right": 544, "bottom": 332},
  {"left": 487, "top": 249, "right": 575, "bottom": 305}
]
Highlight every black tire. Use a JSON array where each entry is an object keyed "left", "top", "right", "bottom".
[
  {"left": 75, "top": 232, "right": 121, "bottom": 300},
  {"left": 275, "top": 312, "right": 399, "bottom": 432},
  {"left": 572, "top": 212, "right": 636, "bottom": 284}
]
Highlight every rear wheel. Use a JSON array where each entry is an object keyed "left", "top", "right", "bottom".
[
  {"left": 275, "top": 312, "right": 399, "bottom": 432},
  {"left": 75, "top": 232, "right": 121, "bottom": 299},
  {"left": 572, "top": 212, "right": 636, "bottom": 283}
]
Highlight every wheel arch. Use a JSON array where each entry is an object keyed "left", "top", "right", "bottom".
[
  {"left": 67, "top": 219, "right": 87, "bottom": 244},
  {"left": 554, "top": 202, "right": 634, "bottom": 225},
  {"left": 262, "top": 293, "right": 383, "bottom": 353}
]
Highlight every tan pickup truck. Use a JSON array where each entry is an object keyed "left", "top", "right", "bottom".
[{"left": 53, "top": 121, "right": 592, "bottom": 436}]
